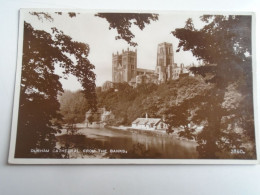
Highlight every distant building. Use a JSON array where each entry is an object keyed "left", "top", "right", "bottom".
[
  {"left": 96, "top": 86, "right": 102, "bottom": 93},
  {"left": 136, "top": 68, "right": 155, "bottom": 76},
  {"left": 111, "top": 42, "right": 192, "bottom": 87},
  {"left": 101, "top": 110, "right": 114, "bottom": 122},
  {"left": 156, "top": 42, "right": 174, "bottom": 82},
  {"left": 112, "top": 48, "right": 157, "bottom": 86},
  {"left": 85, "top": 108, "right": 103, "bottom": 123},
  {"left": 131, "top": 114, "right": 168, "bottom": 131},
  {"left": 102, "top": 81, "right": 114, "bottom": 92},
  {"left": 112, "top": 48, "right": 138, "bottom": 83},
  {"left": 171, "top": 63, "right": 191, "bottom": 80},
  {"left": 85, "top": 108, "right": 114, "bottom": 128},
  {"left": 136, "top": 73, "right": 159, "bottom": 85},
  {"left": 155, "top": 42, "right": 191, "bottom": 82}
]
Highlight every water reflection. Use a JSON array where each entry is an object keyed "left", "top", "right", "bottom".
[{"left": 56, "top": 127, "right": 198, "bottom": 159}]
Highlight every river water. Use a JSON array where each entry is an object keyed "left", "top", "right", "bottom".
[{"left": 56, "top": 127, "right": 198, "bottom": 159}]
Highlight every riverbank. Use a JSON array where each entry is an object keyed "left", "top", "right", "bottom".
[
  {"left": 56, "top": 124, "right": 196, "bottom": 143},
  {"left": 56, "top": 126, "right": 198, "bottom": 159},
  {"left": 107, "top": 125, "right": 196, "bottom": 143},
  {"left": 107, "top": 125, "right": 130, "bottom": 131}
]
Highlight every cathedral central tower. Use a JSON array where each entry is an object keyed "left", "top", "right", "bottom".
[{"left": 156, "top": 42, "right": 174, "bottom": 82}]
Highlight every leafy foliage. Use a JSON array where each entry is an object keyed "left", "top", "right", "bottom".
[
  {"left": 59, "top": 90, "right": 90, "bottom": 124},
  {"left": 97, "top": 77, "right": 210, "bottom": 126},
  {"left": 15, "top": 22, "right": 96, "bottom": 158},
  {"left": 30, "top": 12, "right": 54, "bottom": 22},
  {"left": 95, "top": 13, "right": 159, "bottom": 46},
  {"left": 172, "top": 15, "right": 255, "bottom": 159},
  {"left": 31, "top": 12, "right": 158, "bottom": 47},
  {"left": 173, "top": 15, "right": 252, "bottom": 87},
  {"left": 30, "top": 12, "right": 78, "bottom": 22}
]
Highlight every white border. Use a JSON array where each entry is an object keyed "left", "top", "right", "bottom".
[{"left": 8, "top": 8, "right": 259, "bottom": 164}]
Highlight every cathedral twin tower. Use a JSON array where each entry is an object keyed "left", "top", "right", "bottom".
[
  {"left": 112, "top": 48, "right": 138, "bottom": 83},
  {"left": 112, "top": 42, "right": 183, "bottom": 85}
]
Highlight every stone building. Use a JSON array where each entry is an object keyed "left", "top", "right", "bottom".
[
  {"left": 85, "top": 108, "right": 115, "bottom": 128},
  {"left": 171, "top": 63, "right": 190, "bottom": 80},
  {"left": 131, "top": 115, "right": 168, "bottom": 131},
  {"left": 156, "top": 42, "right": 173, "bottom": 82},
  {"left": 155, "top": 43, "right": 193, "bottom": 82},
  {"left": 155, "top": 42, "right": 188, "bottom": 82},
  {"left": 112, "top": 48, "right": 157, "bottom": 85},
  {"left": 112, "top": 48, "right": 137, "bottom": 83},
  {"left": 101, "top": 81, "right": 114, "bottom": 92},
  {"left": 111, "top": 42, "right": 192, "bottom": 87},
  {"left": 135, "top": 73, "right": 159, "bottom": 85}
]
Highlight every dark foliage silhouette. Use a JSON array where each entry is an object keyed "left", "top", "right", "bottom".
[
  {"left": 95, "top": 13, "right": 159, "bottom": 46},
  {"left": 15, "top": 22, "right": 96, "bottom": 158},
  {"left": 172, "top": 15, "right": 255, "bottom": 159}
]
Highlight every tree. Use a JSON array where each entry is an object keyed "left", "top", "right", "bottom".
[
  {"left": 59, "top": 90, "right": 90, "bottom": 133},
  {"left": 160, "top": 76, "right": 211, "bottom": 137},
  {"left": 59, "top": 90, "right": 91, "bottom": 124},
  {"left": 97, "top": 76, "right": 210, "bottom": 127},
  {"left": 164, "top": 103, "right": 190, "bottom": 135},
  {"left": 172, "top": 15, "right": 255, "bottom": 159},
  {"left": 30, "top": 12, "right": 159, "bottom": 47},
  {"left": 95, "top": 13, "right": 159, "bottom": 46},
  {"left": 15, "top": 22, "right": 96, "bottom": 158},
  {"left": 16, "top": 12, "right": 159, "bottom": 158}
]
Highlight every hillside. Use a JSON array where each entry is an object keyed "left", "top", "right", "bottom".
[{"left": 97, "top": 76, "right": 211, "bottom": 126}]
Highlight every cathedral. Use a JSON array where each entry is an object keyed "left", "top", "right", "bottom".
[
  {"left": 111, "top": 42, "right": 190, "bottom": 87},
  {"left": 112, "top": 48, "right": 137, "bottom": 83},
  {"left": 155, "top": 42, "right": 189, "bottom": 81}
]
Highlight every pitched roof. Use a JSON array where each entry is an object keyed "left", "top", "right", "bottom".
[
  {"left": 136, "top": 68, "right": 155, "bottom": 74},
  {"left": 129, "top": 77, "right": 136, "bottom": 83},
  {"left": 132, "top": 118, "right": 161, "bottom": 126},
  {"left": 86, "top": 108, "right": 105, "bottom": 114}
]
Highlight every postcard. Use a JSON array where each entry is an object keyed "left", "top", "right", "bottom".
[{"left": 8, "top": 9, "right": 258, "bottom": 164}]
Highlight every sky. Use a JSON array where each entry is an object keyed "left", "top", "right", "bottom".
[{"left": 23, "top": 11, "right": 204, "bottom": 90}]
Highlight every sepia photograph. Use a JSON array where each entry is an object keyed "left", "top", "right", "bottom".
[{"left": 8, "top": 9, "right": 257, "bottom": 164}]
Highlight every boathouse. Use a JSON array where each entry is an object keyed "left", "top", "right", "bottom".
[{"left": 131, "top": 115, "right": 168, "bottom": 131}]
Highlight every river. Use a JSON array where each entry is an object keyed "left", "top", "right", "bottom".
[{"left": 56, "top": 127, "right": 198, "bottom": 159}]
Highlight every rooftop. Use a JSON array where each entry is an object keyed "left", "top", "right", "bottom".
[{"left": 132, "top": 118, "right": 161, "bottom": 125}]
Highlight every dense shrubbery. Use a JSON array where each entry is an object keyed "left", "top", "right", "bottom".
[
  {"left": 96, "top": 72, "right": 256, "bottom": 159},
  {"left": 97, "top": 76, "right": 210, "bottom": 126}
]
